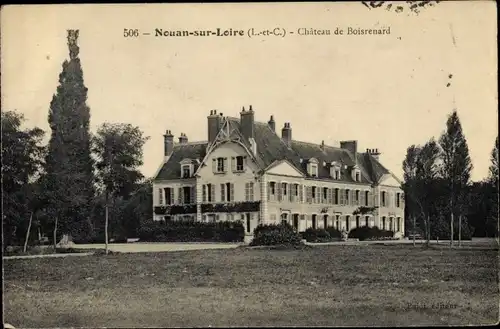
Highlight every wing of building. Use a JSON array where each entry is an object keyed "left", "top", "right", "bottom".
[{"left": 153, "top": 106, "right": 405, "bottom": 237}]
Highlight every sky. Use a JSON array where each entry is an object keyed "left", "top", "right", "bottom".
[{"left": 1, "top": 2, "right": 498, "bottom": 182}]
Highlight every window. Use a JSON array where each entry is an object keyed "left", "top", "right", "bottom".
[
  {"left": 310, "top": 164, "right": 318, "bottom": 177},
  {"left": 365, "top": 216, "right": 369, "bottom": 227},
  {"left": 205, "top": 183, "right": 214, "bottom": 202},
  {"left": 322, "top": 187, "right": 328, "bottom": 203},
  {"left": 236, "top": 156, "right": 244, "bottom": 171},
  {"left": 346, "top": 215, "right": 350, "bottom": 231},
  {"left": 290, "top": 184, "right": 299, "bottom": 202},
  {"left": 183, "top": 186, "right": 191, "bottom": 204},
  {"left": 226, "top": 182, "right": 233, "bottom": 202},
  {"left": 355, "top": 170, "right": 360, "bottom": 182},
  {"left": 158, "top": 188, "right": 163, "bottom": 205},
  {"left": 312, "top": 186, "right": 317, "bottom": 203},
  {"left": 381, "top": 191, "right": 387, "bottom": 207},
  {"left": 356, "top": 216, "right": 360, "bottom": 228},
  {"left": 312, "top": 215, "right": 317, "bottom": 229},
  {"left": 396, "top": 193, "right": 401, "bottom": 207},
  {"left": 165, "top": 188, "right": 173, "bottom": 205},
  {"left": 355, "top": 190, "right": 360, "bottom": 205},
  {"left": 382, "top": 216, "right": 386, "bottom": 230},
  {"left": 336, "top": 215, "right": 340, "bottom": 229},
  {"left": 365, "top": 191, "right": 369, "bottom": 206},
  {"left": 282, "top": 183, "right": 288, "bottom": 197},
  {"left": 397, "top": 217, "right": 401, "bottom": 232},
  {"left": 220, "top": 184, "right": 226, "bottom": 202},
  {"left": 216, "top": 157, "right": 226, "bottom": 173},
  {"left": 181, "top": 165, "right": 191, "bottom": 178},
  {"left": 334, "top": 188, "right": 339, "bottom": 204},
  {"left": 345, "top": 189, "right": 350, "bottom": 205},
  {"left": 245, "top": 182, "right": 254, "bottom": 201},
  {"left": 267, "top": 182, "right": 276, "bottom": 201}
]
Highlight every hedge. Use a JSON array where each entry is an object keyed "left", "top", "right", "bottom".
[
  {"left": 137, "top": 220, "right": 244, "bottom": 242},
  {"left": 348, "top": 226, "right": 395, "bottom": 241},
  {"left": 250, "top": 223, "right": 303, "bottom": 246},
  {"left": 302, "top": 227, "right": 342, "bottom": 242}
]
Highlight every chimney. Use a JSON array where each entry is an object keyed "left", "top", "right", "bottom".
[
  {"left": 268, "top": 115, "right": 276, "bottom": 132},
  {"left": 281, "top": 122, "right": 292, "bottom": 147},
  {"left": 163, "top": 130, "right": 174, "bottom": 160},
  {"left": 367, "top": 148, "right": 381, "bottom": 161},
  {"left": 178, "top": 132, "right": 188, "bottom": 144},
  {"left": 207, "top": 110, "right": 222, "bottom": 144},
  {"left": 340, "top": 140, "right": 358, "bottom": 162},
  {"left": 240, "top": 105, "right": 255, "bottom": 140}
]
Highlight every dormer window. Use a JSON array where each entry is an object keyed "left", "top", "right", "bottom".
[
  {"left": 182, "top": 165, "right": 191, "bottom": 178},
  {"left": 180, "top": 159, "right": 194, "bottom": 178},
  {"left": 351, "top": 165, "right": 361, "bottom": 182},
  {"left": 307, "top": 158, "right": 319, "bottom": 177},
  {"left": 330, "top": 162, "right": 341, "bottom": 180}
]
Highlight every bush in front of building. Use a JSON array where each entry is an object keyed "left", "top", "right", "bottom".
[
  {"left": 302, "top": 227, "right": 342, "bottom": 242},
  {"left": 250, "top": 222, "right": 303, "bottom": 246},
  {"left": 325, "top": 227, "right": 342, "bottom": 240},
  {"left": 137, "top": 220, "right": 245, "bottom": 242},
  {"left": 348, "top": 226, "right": 396, "bottom": 241}
]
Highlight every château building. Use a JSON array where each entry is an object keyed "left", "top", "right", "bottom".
[{"left": 152, "top": 106, "right": 405, "bottom": 238}]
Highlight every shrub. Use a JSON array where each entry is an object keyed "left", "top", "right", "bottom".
[
  {"left": 137, "top": 219, "right": 244, "bottom": 242},
  {"left": 302, "top": 228, "right": 329, "bottom": 242},
  {"left": 325, "top": 226, "right": 342, "bottom": 239},
  {"left": 348, "top": 226, "right": 395, "bottom": 241},
  {"left": 250, "top": 222, "right": 303, "bottom": 246}
]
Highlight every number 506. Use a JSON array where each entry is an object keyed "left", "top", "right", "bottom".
[{"left": 124, "top": 29, "right": 139, "bottom": 37}]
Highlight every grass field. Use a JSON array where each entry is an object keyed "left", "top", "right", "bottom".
[{"left": 4, "top": 243, "right": 499, "bottom": 327}]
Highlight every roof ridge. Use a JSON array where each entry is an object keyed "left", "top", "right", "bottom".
[
  {"left": 292, "top": 140, "right": 344, "bottom": 151},
  {"left": 173, "top": 141, "right": 208, "bottom": 146}
]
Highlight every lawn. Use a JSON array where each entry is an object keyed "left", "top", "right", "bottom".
[{"left": 4, "top": 244, "right": 499, "bottom": 327}]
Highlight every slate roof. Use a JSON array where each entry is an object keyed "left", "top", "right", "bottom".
[{"left": 154, "top": 116, "right": 390, "bottom": 184}]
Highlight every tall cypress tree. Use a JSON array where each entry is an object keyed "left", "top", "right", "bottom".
[
  {"left": 44, "top": 30, "right": 95, "bottom": 243},
  {"left": 439, "top": 110, "right": 473, "bottom": 246},
  {"left": 486, "top": 136, "right": 499, "bottom": 237}
]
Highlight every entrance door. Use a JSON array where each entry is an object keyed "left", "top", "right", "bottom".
[
  {"left": 293, "top": 214, "right": 299, "bottom": 231},
  {"left": 246, "top": 213, "right": 251, "bottom": 234},
  {"left": 323, "top": 215, "right": 328, "bottom": 229},
  {"left": 312, "top": 215, "right": 317, "bottom": 229}
]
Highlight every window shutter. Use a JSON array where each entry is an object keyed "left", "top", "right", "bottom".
[
  {"left": 374, "top": 191, "right": 379, "bottom": 207},
  {"left": 212, "top": 158, "right": 216, "bottom": 173},
  {"left": 340, "top": 189, "right": 344, "bottom": 205},
  {"left": 158, "top": 188, "right": 163, "bottom": 205},
  {"left": 327, "top": 188, "right": 332, "bottom": 204},
  {"left": 316, "top": 187, "right": 320, "bottom": 203},
  {"left": 191, "top": 186, "right": 196, "bottom": 204},
  {"left": 267, "top": 182, "right": 271, "bottom": 201},
  {"left": 289, "top": 184, "right": 293, "bottom": 202},
  {"left": 306, "top": 186, "right": 312, "bottom": 203},
  {"left": 277, "top": 183, "right": 282, "bottom": 201},
  {"left": 202, "top": 185, "right": 207, "bottom": 202},
  {"left": 211, "top": 184, "right": 215, "bottom": 203},
  {"left": 231, "top": 157, "right": 236, "bottom": 172},
  {"left": 178, "top": 187, "right": 183, "bottom": 204},
  {"left": 220, "top": 184, "right": 225, "bottom": 202},
  {"left": 245, "top": 183, "right": 249, "bottom": 201},
  {"left": 299, "top": 185, "right": 303, "bottom": 202},
  {"left": 230, "top": 183, "right": 235, "bottom": 202},
  {"left": 360, "top": 191, "right": 365, "bottom": 207},
  {"left": 223, "top": 157, "right": 228, "bottom": 172}
]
